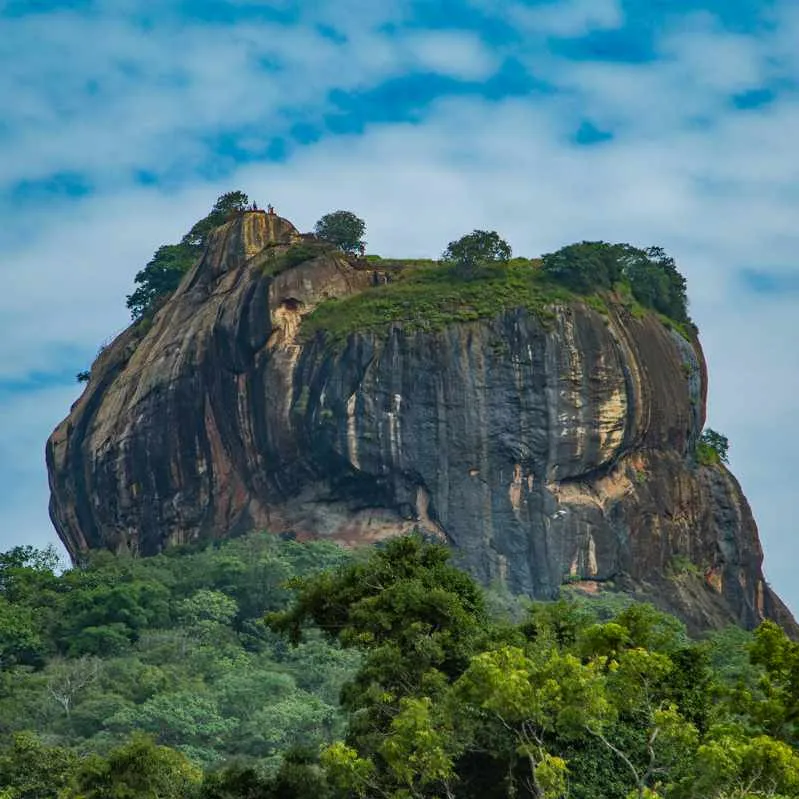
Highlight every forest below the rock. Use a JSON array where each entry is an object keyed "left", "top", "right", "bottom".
[{"left": 1, "top": 533, "right": 798, "bottom": 799}]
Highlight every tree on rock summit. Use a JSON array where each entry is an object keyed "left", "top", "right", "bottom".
[
  {"left": 181, "top": 191, "right": 250, "bottom": 249},
  {"left": 313, "top": 211, "right": 366, "bottom": 255},
  {"left": 126, "top": 191, "right": 249, "bottom": 321},
  {"left": 441, "top": 229, "right": 512, "bottom": 279}
]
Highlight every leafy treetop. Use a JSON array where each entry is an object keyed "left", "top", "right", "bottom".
[
  {"left": 696, "top": 428, "right": 730, "bottom": 466},
  {"left": 540, "top": 241, "right": 690, "bottom": 323},
  {"left": 1, "top": 533, "right": 798, "bottom": 798},
  {"left": 181, "top": 191, "right": 250, "bottom": 249},
  {"left": 313, "top": 211, "right": 366, "bottom": 255},
  {"left": 126, "top": 191, "right": 250, "bottom": 321},
  {"left": 440, "top": 229, "right": 512, "bottom": 279}
]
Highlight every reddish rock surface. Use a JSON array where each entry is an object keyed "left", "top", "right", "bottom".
[{"left": 47, "top": 212, "right": 797, "bottom": 635}]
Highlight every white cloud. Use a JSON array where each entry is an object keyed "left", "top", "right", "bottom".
[
  {"left": 401, "top": 30, "right": 499, "bottom": 80},
  {"left": 0, "top": 8, "right": 456, "bottom": 188},
  {"left": 657, "top": 20, "right": 766, "bottom": 92},
  {"left": 505, "top": 0, "right": 623, "bottom": 37},
  {"left": 0, "top": 188, "right": 216, "bottom": 379}
]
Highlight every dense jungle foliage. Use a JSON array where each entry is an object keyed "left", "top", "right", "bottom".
[
  {"left": 1, "top": 534, "right": 797, "bottom": 798},
  {"left": 0, "top": 534, "right": 359, "bottom": 782}
]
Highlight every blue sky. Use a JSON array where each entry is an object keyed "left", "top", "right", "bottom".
[{"left": 1, "top": 0, "right": 798, "bottom": 611}]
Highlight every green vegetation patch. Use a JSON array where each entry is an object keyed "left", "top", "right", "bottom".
[
  {"left": 695, "top": 428, "right": 730, "bottom": 466},
  {"left": 301, "top": 258, "right": 578, "bottom": 346},
  {"left": 666, "top": 554, "right": 703, "bottom": 578},
  {"left": 0, "top": 534, "right": 359, "bottom": 774},
  {"left": 363, "top": 255, "right": 441, "bottom": 268},
  {"left": 2, "top": 534, "right": 797, "bottom": 798},
  {"left": 126, "top": 191, "right": 250, "bottom": 322},
  {"left": 261, "top": 241, "right": 337, "bottom": 277}
]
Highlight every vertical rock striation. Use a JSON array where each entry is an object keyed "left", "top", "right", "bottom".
[{"left": 46, "top": 211, "right": 797, "bottom": 635}]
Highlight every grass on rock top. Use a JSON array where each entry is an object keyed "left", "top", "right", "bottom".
[{"left": 300, "top": 257, "right": 580, "bottom": 345}]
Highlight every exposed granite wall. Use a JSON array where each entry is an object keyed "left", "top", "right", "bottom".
[{"left": 46, "top": 212, "right": 797, "bottom": 635}]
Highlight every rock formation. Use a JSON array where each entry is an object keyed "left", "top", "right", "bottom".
[{"left": 47, "top": 211, "right": 797, "bottom": 635}]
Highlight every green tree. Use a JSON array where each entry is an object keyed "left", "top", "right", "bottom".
[
  {"left": 182, "top": 191, "right": 250, "bottom": 248},
  {"left": 126, "top": 191, "right": 250, "bottom": 321},
  {"left": 5, "top": 532, "right": 799, "bottom": 797},
  {"left": 696, "top": 429, "right": 730, "bottom": 466},
  {"left": 65, "top": 733, "right": 202, "bottom": 798},
  {"left": 598, "top": 649, "right": 698, "bottom": 798},
  {"left": 642, "top": 246, "right": 688, "bottom": 322},
  {"left": 678, "top": 728, "right": 799, "bottom": 799},
  {"left": 105, "top": 691, "right": 236, "bottom": 754},
  {"left": 540, "top": 241, "right": 623, "bottom": 293},
  {"left": 747, "top": 620, "right": 799, "bottom": 745},
  {"left": 267, "top": 534, "right": 489, "bottom": 758},
  {"left": 623, "top": 251, "right": 671, "bottom": 312},
  {"left": 199, "top": 764, "right": 273, "bottom": 799},
  {"left": 441, "top": 229, "right": 512, "bottom": 279},
  {"left": 451, "top": 645, "right": 609, "bottom": 798},
  {"left": 176, "top": 589, "right": 239, "bottom": 643},
  {"left": 55, "top": 578, "right": 171, "bottom": 655},
  {"left": 313, "top": 210, "right": 366, "bottom": 254},
  {"left": 126, "top": 244, "right": 199, "bottom": 321},
  {"left": 540, "top": 241, "right": 690, "bottom": 324},
  {"left": 0, "top": 534, "right": 360, "bottom": 775},
  {"left": 0, "top": 731, "right": 78, "bottom": 799},
  {"left": 201, "top": 747, "right": 333, "bottom": 799},
  {"left": 0, "top": 545, "right": 60, "bottom": 592}
]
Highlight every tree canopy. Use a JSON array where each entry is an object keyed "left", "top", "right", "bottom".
[
  {"left": 270, "top": 536, "right": 799, "bottom": 799},
  {"left": 313, "top": 211, "right": 366, "bottom": 254},
  {"left": 1, "top": 533, "right": 795, "bottom": 799},
  {"left": 441, "top": 229, "right": 512, "bottom": 278},
  {"left": 181, "top": 191, "right": 250, "bottom": 249},
  {"left": 696, "top": 429, "right": 730, "bottom": 466},
  {"left": 0, "top": 533, "right": 356, "bottom": 779},
  {"left": 540, "top": 241, "right": 690, "bottom": 323},
  {"left": 126, "top": 243, "right": 200, "bottom": 321},
  {"left": 126, "top": 191, "right": 250, "bottom": 321}
]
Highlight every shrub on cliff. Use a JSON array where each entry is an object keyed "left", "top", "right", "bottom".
[
  {"left": 696, "top": 428, "right": 730, "bottom": 465},
  {"left": 126, "top": 243, "right": 199, "bottom": 321},
  {"left": 181, "top": 191, "right": 250, "bottom": 249},
  {"left": 628, "top": 245, "right": 688, "bottom": 322},
  {"left": 126, "top": 191, "right": 250, "bottom": 321},
  {"left": 540, "top": 241, "right": 623, "bottom": 293},
  {"left": 441, "top": 229, "right": 512, "bottom": 279},
  {"left": 313, "top": 211, "right": 366, "bottom": 255},
  {"left": 263, "top": 241, "right": 335, "bottom": 276}
]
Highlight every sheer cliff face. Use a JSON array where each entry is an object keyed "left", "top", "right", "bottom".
[{"left": 47, "top": 212, "right": 796, "bottom": 634}]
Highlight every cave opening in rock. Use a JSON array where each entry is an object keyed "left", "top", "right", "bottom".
[{"left": 281, "top": 297, "right": 302, "bottom": 312}]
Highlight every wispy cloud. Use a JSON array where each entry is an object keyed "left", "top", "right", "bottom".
[{"left": 506, "top": 0, "right": 624, "bottom": 38}]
